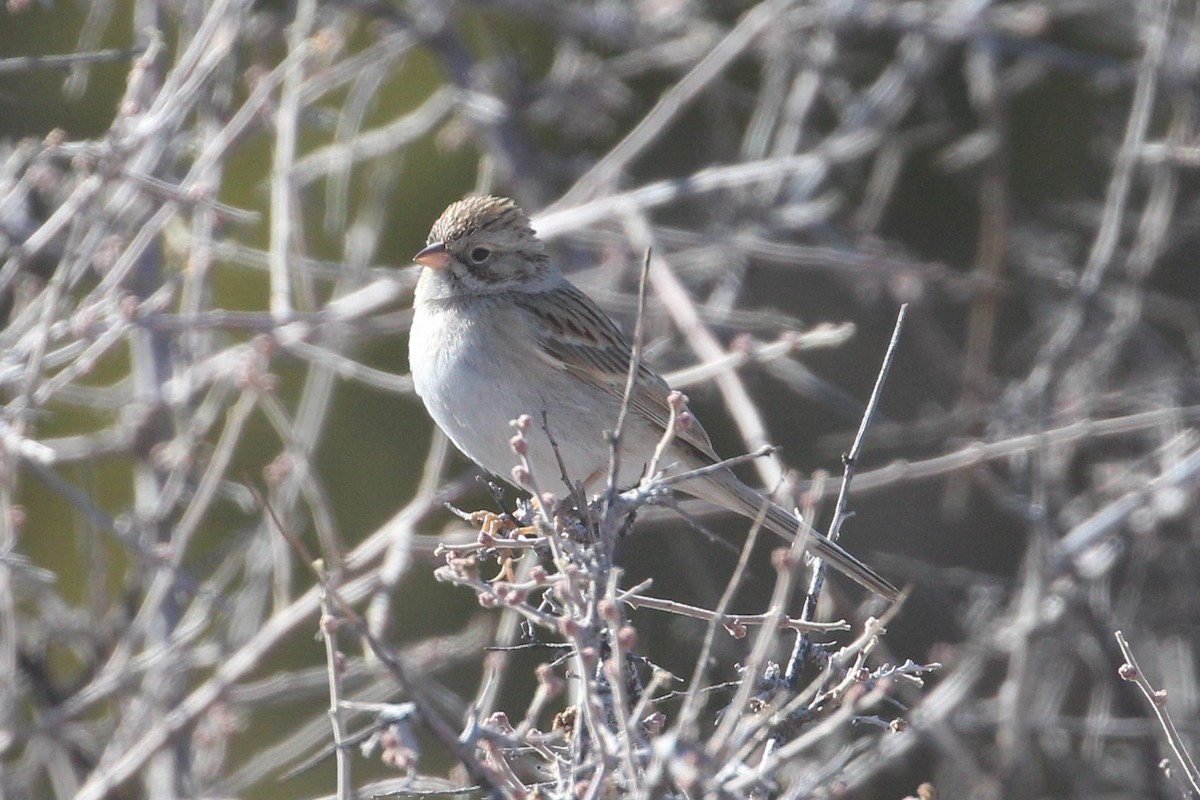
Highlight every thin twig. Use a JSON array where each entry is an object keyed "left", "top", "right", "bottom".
[
  {"left": 787, "top": 303, "right": 907, "bottom": 687},
  {"left": 621, "top": 589, "right": 851, "bottom": 633},
  {"left": 317, "top": 565, "right": 353, "bottom": 800},
  {"left": 0, "top": 46, "right": 145, "bottom": 73},
  {"left": 605, "top": 248, "right": 653, "bottom": 515},
  {"left": 1115, "top": 630, "right": 1200, "bottom": 796}
]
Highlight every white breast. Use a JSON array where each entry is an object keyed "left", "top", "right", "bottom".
[{"left": 409, "top": 296, "right": 658, "bottom": 495}]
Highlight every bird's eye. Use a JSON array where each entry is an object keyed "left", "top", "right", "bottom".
[{"left": 469, "top": 247, "right": 491, "bottom": 264}]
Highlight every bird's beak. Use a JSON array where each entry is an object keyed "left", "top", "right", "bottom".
[{"left": 413, "top": 242, "right": 452, "bottom": 270}]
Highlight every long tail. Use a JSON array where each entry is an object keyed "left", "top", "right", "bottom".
[
  {"left": 685, "top": 471, "right": 899, "bottom": 601},
  {"left": 762, "top": 498, "right": 898, "bottom": 600}
]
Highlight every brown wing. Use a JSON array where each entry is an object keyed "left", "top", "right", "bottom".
[{"left": 512, "top": 281, "right": 721, "bottom": 464}]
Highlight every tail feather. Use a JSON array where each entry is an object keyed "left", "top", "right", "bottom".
[
  {"left": 762, "top": 501, "right": 898, "bottom": 601},
  {"left": 681, "top": 470, "right": 898, "bottom": 601}
]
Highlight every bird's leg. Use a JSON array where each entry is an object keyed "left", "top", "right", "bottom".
[{"left": 469, "top": 509, "right": 539, "bottom": 583}]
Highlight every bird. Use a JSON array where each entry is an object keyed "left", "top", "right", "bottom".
[{"left": 409, "top": 195, "right": 896, "bottom": 600}]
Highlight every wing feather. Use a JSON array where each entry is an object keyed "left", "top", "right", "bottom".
[{"left": 512, "top": 282, "right": 720, "bottom": 463}]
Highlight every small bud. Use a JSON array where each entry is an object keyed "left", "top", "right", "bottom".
[
  {"left": 511, "top": 414, "right": 533, "bottom": 433},
  {"left": 509, "top": 434, "right": 528, "bottom": 455},
  {"left": 498, "top": 584, "right": 528, "bottom": 604},
  {"left": 1118, "top": 663, "right": 1139, "bottom": 681},
  {"left": 1154, "top": 689, "right": 1168, "bottom": 707},
  {"left": 478, "top": 592, "right": 498, "bottom": 608},
  {"left": 579, "top": 646, "right": 599, "bottom": 668},
  {"left": 486, "top": 711, "right": 514, "bottom": 733},
  {"left": 598, "top": 598, "right": 619, "bottom": 622},
  {"left": 70, "top": 307, "right": 95, "bottom": 338},
  {"left": 724, "top": 621, "right": 747, "bottom": 639},
  {"left": 771, "top": 547, "right": 798, "bottom": 571},
  {"left": 511, "top": 465, "right": 532, "bottom": 487},
  {"left": 458, "top": 557, "right": 479, "bottom": 580},
  {"left": 617, "top": 625, "right": 637, "bottom": 650},
  {"left": 676, "top": 411, "right": 694, "bottom": 431},
  {"left": 558, "top": 616, "right": 579, "bottom": 637}
]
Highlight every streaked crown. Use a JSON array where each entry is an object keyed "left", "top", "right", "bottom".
[
  {"left": 427, "top": 195, "right": 537, "bottom": 249},
  {"left": 417, "top": 195, "right": 553, "bottom": 295}
]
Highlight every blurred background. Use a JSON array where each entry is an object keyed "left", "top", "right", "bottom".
[{"left": 2, "top": 0, "right": 1199, "bottom": 798}]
